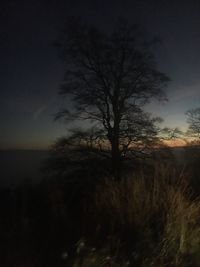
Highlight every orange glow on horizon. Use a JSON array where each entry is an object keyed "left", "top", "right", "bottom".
[{"left": 164, "top": 138, "right": 188, "bottom": 147}]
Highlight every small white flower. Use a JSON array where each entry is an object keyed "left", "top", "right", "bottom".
[
  {"left": 76, "top": 240, "right": 85, "bottom": 253},
  {"left": 61, "top": 252, "right": 68, "bottom": 260},
  {"left": 79, "top": 241, "right": 85, "bottom": 248}
]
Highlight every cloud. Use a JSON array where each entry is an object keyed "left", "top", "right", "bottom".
[{"left": 33, "top": 105, "right": 47, "bottom": 120}]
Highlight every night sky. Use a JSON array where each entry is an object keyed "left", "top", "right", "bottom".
[{"left": 1, "top": 0, "right": 200, "bottom": 150}]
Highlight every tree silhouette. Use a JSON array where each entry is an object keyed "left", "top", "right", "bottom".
[
  {"left": 55, "top": 18, "right": 170, "bottom": 177},
  {"left": 186, "top": 108, "right": 200, "bottom": 139}
]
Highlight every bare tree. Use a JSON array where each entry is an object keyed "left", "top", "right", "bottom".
[
  {"left": 186, "top": 108, "right": 200, "bottom": 139},
  {"left": 55, "top": 18, "right": 170, "bottom": 177}
]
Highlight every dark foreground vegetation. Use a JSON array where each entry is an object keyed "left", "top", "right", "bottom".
[{"left": 1, "top": 148, "right": 200, "bottom": 267}]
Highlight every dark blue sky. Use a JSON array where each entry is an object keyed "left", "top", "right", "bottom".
[{"left": 1, "top": 0, "right": 200, "bottom": 149}]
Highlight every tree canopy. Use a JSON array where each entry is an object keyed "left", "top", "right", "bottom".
[{"left": 54, "top": 18, "right": 170, "bottom": 177}]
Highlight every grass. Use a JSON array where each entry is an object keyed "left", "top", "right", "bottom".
[{"left": 72, "top": 164, "right": 200, "bottom": 266}]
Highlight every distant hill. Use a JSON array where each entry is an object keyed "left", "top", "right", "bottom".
[{"left": 0, "top": 150, "right": 48, "bottom": 187}]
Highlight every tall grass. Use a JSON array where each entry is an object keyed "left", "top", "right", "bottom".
[{"left": 73, "top": 165, "right": 200, "bottom": 266}]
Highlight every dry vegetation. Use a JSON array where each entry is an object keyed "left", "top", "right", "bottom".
[
  {"left": 72, "top": 165, "right": 200, "bottom": 267},
  {"left": 2, "top": 161, "right": 200, "bottom": 266}
]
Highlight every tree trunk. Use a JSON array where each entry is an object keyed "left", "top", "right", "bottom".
[
  {"left": 111, "top": 121, "right": 121, "bottom": 179},
  {"left": 111, "top": 140, "right": 121, "bottom": 179}
]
